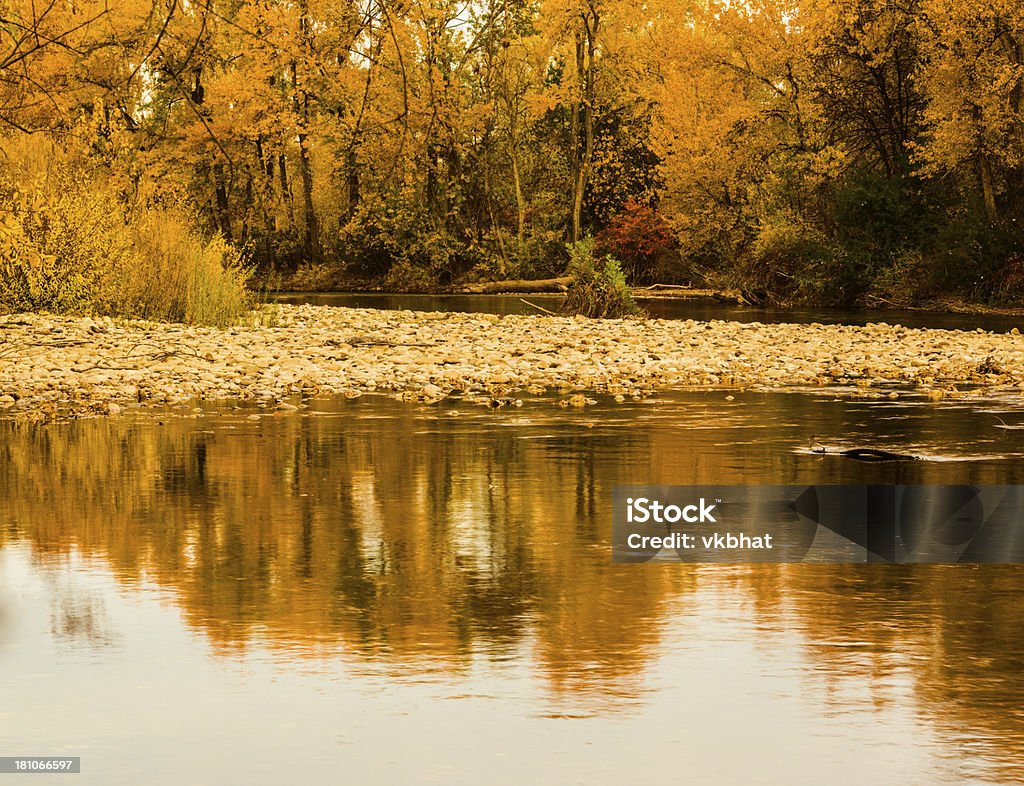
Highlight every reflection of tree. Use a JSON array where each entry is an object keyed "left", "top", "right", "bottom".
[
  {"left": 749, "top": 566, "right": 1024, "bottom": 784},
  {"left": 49, "top": 583, "right": 117, "bottom": 649},
  {"left": 2, "top": 396, "right": 1024, "bottom": 764},
  {"left": 0, "top": 405, "right": 676, "bottom": 701}
]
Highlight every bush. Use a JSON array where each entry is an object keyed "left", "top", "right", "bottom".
[
  {"left": 866, "top": 249, "right": 939, "bottom": 306},
  {"left": 0, "top": 164, "right": 137, "bottom": 313},
  {"left": 595, "top": 201, "right": 680, "bottom": 284},
  {"left": 125, "top": 210, "right": 253, "bottom": 326},
  {"left": 463, "top": 231, "right": 567, "bottom": 284},
  {"left": 736, "top": 216, "right": 860, "bottom": 306},
  {"left": 862, "top": 214, "right": 1024, "bottom": 306},
  {"left": 335, "top": 199, "right": 486, "bottom": 290},
  {"left": 561, "top": 237, "right": 643, "bottom": 318},
  {"left": 509, "top": 231, "right": 568, "bottom": 280},
  {"left": 0, "top": 134, "right": 253, "bottom": 325},
  {"left": 829, "top": 170, "right": 927, "bottom": 260}
]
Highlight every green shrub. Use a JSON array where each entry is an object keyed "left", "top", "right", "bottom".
[
  {"left": 0, "top": 167, "right": 138, "bottom": 314},
  {"left": 336, "top": 198, "right": 485, "bottom": 290},
  {"left": 561, "top": 237, "right": 642, "bottom": 318},
  {"left": 866, "top": 249, "right": 938, "bottom": 306},
  {"left": 736, "top": 216, "right": 860, "bottom": 306},
  {"left": 829, "top": 170, "right": 927, "bottom": 260},
  {"left": 509, "top": 231, "right": 571, "bottom": 280}
]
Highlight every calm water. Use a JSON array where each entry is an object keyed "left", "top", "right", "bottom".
[
  {"left": 270, "top": 291, "right": 1024, "bottom": 333},
  {"left": 3, "top": 390, "right": 1024, "bottom": 785}
]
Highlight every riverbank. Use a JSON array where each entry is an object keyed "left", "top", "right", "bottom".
[{"left": 2, "top": 304, "right": 1024, "bottom": 420}]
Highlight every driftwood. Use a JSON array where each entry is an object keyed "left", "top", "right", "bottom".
[
  {"left": 519, "top": 298, "right": 558, "bottom": 315},
  {"left": 636, "top": 285, "right": 761, "bottom": 305},
  {"left": 462, "top": 276, "right": 572, "bottom": 294},
  {"left": 460, "top": 278, "right": 766, "bottom": 305},
  {"left": 813, "top": 447, "right": 920, "bottom": 462},
  {"left": 809, "top": 437, "right": 920, "bottom": 462}
]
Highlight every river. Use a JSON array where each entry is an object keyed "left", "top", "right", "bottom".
[{"left": 2, "top": 389, "right": 1024, "bottom": 784}]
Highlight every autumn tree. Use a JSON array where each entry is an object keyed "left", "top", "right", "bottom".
[{"left": 914, "top": 0, "right": 1024, "bottom": 223}]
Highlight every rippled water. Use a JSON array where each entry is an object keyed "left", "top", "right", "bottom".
[{"left": 2, "top": 390, "right": 1024, "bottom": 785}]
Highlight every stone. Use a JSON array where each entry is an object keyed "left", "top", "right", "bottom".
[{"left": 3, "top": 303, "right": 1024, "bottom": 421}]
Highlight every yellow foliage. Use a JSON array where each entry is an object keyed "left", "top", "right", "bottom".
[
  {"left": 0, "top": 135, "right": 252, "bottom": 324},
  {"left": 125, "top": 210, "right": 254, "bottom": 326}
]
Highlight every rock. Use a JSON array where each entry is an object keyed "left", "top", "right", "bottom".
[
  {"left": 6, "top": 303, "right": 1024, "bottom": 421},
  {"left": 276, "top": 402, "right": 299, "bottom": 411}
]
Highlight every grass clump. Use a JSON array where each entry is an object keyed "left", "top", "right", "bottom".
[
  {"left": 125, "top": 211, "right": 253, "bottom": 326},
  {"left": 561, "top": 237, "right": 643, "bottom": 318},
  {"left": 0, "top": 134, "right": 252, "bottom": 325}
]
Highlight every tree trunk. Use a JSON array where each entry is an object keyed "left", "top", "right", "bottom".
[
  {"left": 484, "top": 161, "right": 508, "bottom": 277},
  {"left": 979, "top": 153, "right": 998, "bottom": 222},
  {"left": 293, "top": 4, "right": 321, "bottom": 265},
  {"left": 569, "top": 33, "right": 584, "bottom": 242},
  {"left": 463, "top": 276, "right": 572, "bottom": 294},
  {"left": 570, "top": 9, "right": 598, "bottom": 244},
  {"left": 256, "top": 136, "right": 274, "bottom": 183},
  {"left": 241, "top": 176, "right": 252, "bottom": 243},
  {"left": 346, "top": 148, "right": 360, "bottom": 219},
  {"left": 278, "top": 154, "right": 294, "bottom": 229},
  {"left": 298, "top": 128, "right": 320, "bottom": 264},
  {"left": 512, "top": 153, "right": 525, "bottom": 242},
  {"left": 213, "top": 162, "right": 232, "bottom": 242},
  {"left": 255, "top": 137, "right": 277, "bottom": 234}
]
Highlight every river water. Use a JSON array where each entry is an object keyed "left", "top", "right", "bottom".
[{"left": 2, "top": 389, "right": 1024, "bottom": 785}]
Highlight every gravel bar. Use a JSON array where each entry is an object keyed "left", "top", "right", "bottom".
[{"left": 2, "top": 304, "right": 1023, "bottom": 418}]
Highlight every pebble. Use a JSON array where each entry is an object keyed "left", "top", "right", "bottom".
[{"left": 1, "top": 305, "right": 1022, "bottom": 420}]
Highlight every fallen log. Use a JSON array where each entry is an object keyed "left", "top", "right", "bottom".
[
  {"left": 635, "top": 285, "right": 754, "bottom": 304},
  {"left": 462, "top": 276, "right": 572, "bottom": 294},
  {"left": 809, "top": 436, "right": 920, "bottom": 462}
]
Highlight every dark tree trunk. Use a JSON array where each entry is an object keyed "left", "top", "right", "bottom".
[{"left": 213, "top": 162, "right": 232, "bottom": 241}]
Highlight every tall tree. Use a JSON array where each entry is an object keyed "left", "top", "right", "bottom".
[{"left": 915, "top": 0, "right": 1024, "bottom": 222}]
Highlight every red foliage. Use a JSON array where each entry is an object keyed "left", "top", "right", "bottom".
[{"left": 595, "top": 201, "right": 677, "bottom": 283}]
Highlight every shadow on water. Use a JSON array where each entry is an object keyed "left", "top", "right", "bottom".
[{"left": 1, "top": 390, "right": 1023, "bottom": 783}]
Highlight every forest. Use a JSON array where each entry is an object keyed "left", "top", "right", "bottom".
[{"left": 2, "top": 0, "right": 1024, "bottom": 313}]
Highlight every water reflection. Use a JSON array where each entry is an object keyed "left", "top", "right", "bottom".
[{"left": 2, "top": 391, "right": 1023, "bottom": 783}]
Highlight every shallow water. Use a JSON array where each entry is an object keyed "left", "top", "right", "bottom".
[
  {"left": 270, "top": 291, "right": 1024, "bottom": 333},
  {"left": 2, "top": 391, "right": 1024, "bottom": 785}
]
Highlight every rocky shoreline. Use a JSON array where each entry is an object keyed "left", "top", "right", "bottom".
[{"left": 2, "top": 304, "right": 1024, "bottom": 420}]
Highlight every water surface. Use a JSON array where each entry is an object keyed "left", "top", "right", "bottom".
[{"left": 2, "top": 391, "right": 1024, "bottom": 784}]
